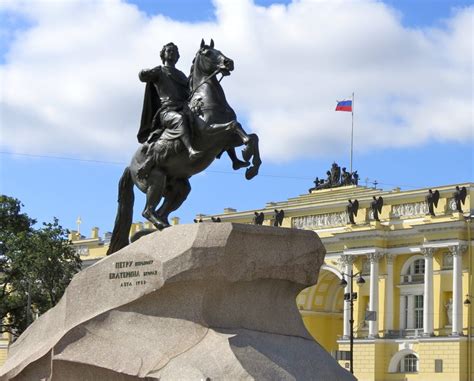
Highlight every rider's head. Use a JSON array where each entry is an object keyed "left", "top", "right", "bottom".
[{"left": 160, "top": 42, "right": 180, "bottom": 65}]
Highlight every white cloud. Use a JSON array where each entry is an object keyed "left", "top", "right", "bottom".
[{"left": 0, "top": 0, "right": 472, "bottom": 162}]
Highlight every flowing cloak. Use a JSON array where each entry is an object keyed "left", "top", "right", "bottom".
[{"left": 137, "top": 82, "right": 160, "bottom": 144}]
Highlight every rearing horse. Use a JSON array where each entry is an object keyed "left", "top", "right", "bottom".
[{"left": 107, "top": 40, "right": 261, "bottom": 254}]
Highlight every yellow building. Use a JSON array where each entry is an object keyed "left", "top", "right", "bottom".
[
  {"left": 203, "top": 182, "right": 473, "bottom": 381},
  {"left": 1, "top": 183, "right": 472, "bottom": 381}
]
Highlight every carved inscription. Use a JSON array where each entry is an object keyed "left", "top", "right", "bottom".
[
  {"left": 292, "top": 211, "right": 349, "bottom": 229},
  {"left": 108, "top": 260, "right": 159, "bottom": 288},
  {"left": 392, "top": 201, "right": 428, "bottom": 218}
]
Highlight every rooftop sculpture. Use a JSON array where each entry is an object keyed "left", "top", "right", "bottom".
[
  {"left": 453, "top": 186, "right": 467, "bottom": 213},
  {"left": 309, "top": 162, "right": 358, "bottom": 192},
  {"left": 426, "top": 189, "right": 440, "bottom": 216},
  {"left": 370, "top": 196, "right": 384, "bottom": 221},
  {"left": 346, "top": 199, "right": 359, "bottom": 225}
]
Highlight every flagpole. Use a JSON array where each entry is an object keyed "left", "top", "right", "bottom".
[{"left": 350, "top": 92, "right": 354, "bottom": 173}]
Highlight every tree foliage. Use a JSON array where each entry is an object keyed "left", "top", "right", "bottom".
[{"left": 0, "top": 195, "right": 81, "bottom": 337}]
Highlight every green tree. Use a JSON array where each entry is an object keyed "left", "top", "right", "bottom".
[{"left": 0, "top": 195, "right": 81, "bottom": 337}]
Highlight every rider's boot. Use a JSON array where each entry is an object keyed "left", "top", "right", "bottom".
[{"left": 181, "top": 134, "right": 204, "bottom": 160}]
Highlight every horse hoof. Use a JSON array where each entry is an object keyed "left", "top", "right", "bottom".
[
  {"left": 232, "top": 160, "right": 250, "bottom": 170},
  {"left": 130, "top": 228, "right": 155, "bottom": 242},
  {"left": 245, "top": 166, "right": 259, "bottom": 180},
  {"left": 154, "top": 222, "right": 170, "bottom": 231}
]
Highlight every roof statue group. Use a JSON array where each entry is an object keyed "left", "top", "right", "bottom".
[
  {"left": 346, "top": 196, "right": 384, "bottom": 225},
  {"left": 426, "top": 186, "right": 467, "bottom": 216},
  {"left": 252, "top": 209, "right": 284, "bottom": 227},
  {"left": 309, "top": 162, "right": 359, "bottom": 192},
  {"left": 107, "top": 40, "right": 261, "bottom": 255},
  {"left": 347, "top": 186, "right": 467, "bottom": 226}
]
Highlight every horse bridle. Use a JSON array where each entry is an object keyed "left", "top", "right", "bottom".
[{"left": 188, "top": 52, "right": 227, "bottom": 100}]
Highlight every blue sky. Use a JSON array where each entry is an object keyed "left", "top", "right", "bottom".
[{"left": 0, "top": 0, "right": 472, "bottom": 238}]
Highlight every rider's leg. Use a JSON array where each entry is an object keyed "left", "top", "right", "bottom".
[
  {"left": 180, "top": 133, "right": 204, "bottom": 160},
  {"left": 175, "top": 112, "right": 204, "bottom": 160}
]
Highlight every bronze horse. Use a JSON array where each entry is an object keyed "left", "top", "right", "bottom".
[{"left": 107, "top": 40, "right": 261, "bottom": 254}]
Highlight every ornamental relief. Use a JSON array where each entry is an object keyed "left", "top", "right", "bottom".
[
  {"left": 292, "top": 211, "right": 349, "bottom": 229},
  {"left": 447, "top": 197, "right": 457, "bottom": 212},
  {"left": 391, "top": 201, "right": 428, "bottom": 218}
]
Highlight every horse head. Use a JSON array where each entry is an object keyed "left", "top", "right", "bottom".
[{"left": 191, "top": 39, "right": 234, "bottom": 87}]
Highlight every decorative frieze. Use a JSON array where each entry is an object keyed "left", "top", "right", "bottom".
[
  {"left": 292, "top": 211, "right": 349, "bottom": 229},
  {"left": 447, "top": 197, "right": 458, "bottom": 212},
  {"left": 392, "top": 202, "right": 428, "bottom": 218},
  {"left": 368, "top": 209, "right": 374, "bottom": 220}
]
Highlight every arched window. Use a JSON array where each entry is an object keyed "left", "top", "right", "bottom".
[
  {"left": 388, "top": 350, "right": 419, "bottom": 373},
  {"left": 398, "top": 354, "right": 418, "bottom": 373},
  {"left": 402, "top": 257, "right": 425, "bottom": 283}
]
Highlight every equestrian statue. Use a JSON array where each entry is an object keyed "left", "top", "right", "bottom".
[{"left": 107, "top": 39, "right": 261, "bottom": 255}]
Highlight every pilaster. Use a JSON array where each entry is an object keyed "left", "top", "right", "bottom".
[{"left": 384, "top": 254, "right": 394, "bottom": 332}]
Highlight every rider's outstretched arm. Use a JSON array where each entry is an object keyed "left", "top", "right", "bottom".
[{"left": 139, "top": 66, "right": 161, "bottom": 82}]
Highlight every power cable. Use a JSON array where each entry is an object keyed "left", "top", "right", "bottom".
[{"left": 0, "top": 151, "right": 428, "bottom": 188}]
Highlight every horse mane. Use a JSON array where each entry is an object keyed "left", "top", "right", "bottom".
[
  {"left": 188, "top": 56, "right": 196, "bottom": 92},
  {"left": 188, "top": 46, "right": 208, "bottom": 92}
]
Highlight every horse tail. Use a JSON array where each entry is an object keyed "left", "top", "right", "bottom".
[{"left": 106, "top": 167, "right": 135, "bottom": 255}]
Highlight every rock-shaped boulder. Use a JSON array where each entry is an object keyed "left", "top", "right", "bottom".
[{"left": 0, "top": 223, "right": 354, "bottom": 380}]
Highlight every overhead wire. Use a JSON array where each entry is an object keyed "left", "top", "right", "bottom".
[{"left": 0, "top": 151, "right": 425, "bottom": 189}]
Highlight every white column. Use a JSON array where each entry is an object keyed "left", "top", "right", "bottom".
[
  {"left": 422, "top": 247, "right": 434, "bottom": 336},
  {"left": 340, "top": 255, "right": 355, "bottom": 339},
  {"left": 450, "top": 245, "right": 467, "bottom": 335},
  {"left": 368, "top": 252, "right": 381, "bottom": 338},
  {"left": 384, "top": 254, "right": 394, "bottom": 333}
]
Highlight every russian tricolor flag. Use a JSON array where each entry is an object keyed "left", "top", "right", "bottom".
[{"left": 335, "top": 100, "right": 352, "bottom": 112}]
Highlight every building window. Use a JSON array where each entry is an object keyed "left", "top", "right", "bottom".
[
  {"left": 402, "top": 258, "right": 424, "bottom": 283},
  {"left": 414, "top": 295, "right": 424, "bottom": 329},
  {"left": 398, "top": 354, "right": 418, "bottom": 373},
  {"left": 400, "top": 294, "right": 424, "bottom": 331},
  {"left": 413, "top": 259, "right": 424, "bottom": 275}
]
